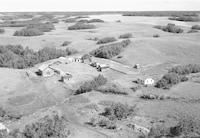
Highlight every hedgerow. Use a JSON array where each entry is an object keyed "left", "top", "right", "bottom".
[
  {"left": 90, "top": 39, "right": 131, "bottom": 59},
  {"left": 0, "top": 45, "right": 77, "bottom": 69}
]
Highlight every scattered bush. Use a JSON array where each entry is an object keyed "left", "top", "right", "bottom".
[
  {"left": 78, "top": 19, "right": 104, "bottom": 23},
  {"left": 87, "top": 37, "right": 98, "bottom": 41},
  {"left": 100, "top": 102, "right": 137, "bottom": 121},
  {"left": 119, "top": 33, "right": 132, "bottom": 39},
  {"left": 122, "top": 11, "right": 199, "bottom": 17},
  {"left": 187, "top": 29, "right": 198, "bottom": 33},
  {"left": 75, "top": 75, "right": 107, "bottom": 95},
  {"left": 153, "top": 34, "right": 160, "bottom": 38},
  {"left": 169, "top": 16, "right": 200, "bottom": 22},
  {"left": 26, "top": 22, "right": 55, "bottom": 32},
  {"left": 90, "top": 39, "right": 131, "bottom": 59},
  {"left": 130, "top": 85, "right": 142, "bottom": 92},
  {"left": 8, "top": 113, "right": 70, "bottom": 138},
  {"left": 97, "top": 83, "right": 128, "bottom": 95},
  {"left": 97, "top": 37, "right": 117, "bottom": 44},
  {"left": 169, "top": 64, "right": 200, "bottom": 75},
  {"left": 191, "top": 25, "right": 200, "bottom": 30},
  {"left": 0, "top": 45, "right": 77, "bottom": 69},
  {"left": 148, "top": 114, "right": 200, "bottom": 137},
  {"left": 86, "top": 117, "right": 116, "bottom": 130},
  {"left": 154, "top": 23, "right": 183, "bottom": 33},
  {"left": 61, "top": 41, "right": 71, "bottom": 46},
  {"left": 88, "top": 19, "right": 104, "bottom": 23},
  {"left": 0, "top": 20, "right": 34, "bottom": 27},
  {"left": 68, "top": 22, "right": 96, "bottom": 30},
  {"left": 0, "top": 28, "right": 5, "bottom": 34},
  {"left": 13, "top": 28, "right": 44, "bottom": 36},
  {"left": 140, "top": 93, "right": 171, "bottom": 100},
  {"left": 155, "top": 73, "right": 188, "bottom": 89},
  {"left": 64, "top": 18, "right": 77, "bottom": 23}
]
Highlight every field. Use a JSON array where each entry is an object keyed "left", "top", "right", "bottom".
[{"left": 0, "top": 12, "right": 200, "bottom": 138}]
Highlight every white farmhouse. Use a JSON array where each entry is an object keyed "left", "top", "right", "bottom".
[{"left": 144, "top": 78, "right": 155, "bottom": 86}]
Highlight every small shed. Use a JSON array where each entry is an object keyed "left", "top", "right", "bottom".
[
  {"left": 37, "top": 64, "right": 54, "bottom": 77},
  {"left": 60, "top": 73, "right": 73, "bottom": 83},
  {"left": 144, "top": 78, "right": 155, "bottom": 86},
  {"left": 75, "top": 57, "right": 83, "bottom": 63}
]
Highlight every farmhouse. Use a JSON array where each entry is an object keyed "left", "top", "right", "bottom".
[{"left": 144, "top": 78, "right": 155, "bottom": 86}]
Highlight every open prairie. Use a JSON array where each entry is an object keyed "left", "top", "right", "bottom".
[{"left": 0, "top": 12, "right": 200, "bottom": 138}]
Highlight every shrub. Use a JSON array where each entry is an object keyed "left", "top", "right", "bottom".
[
  {"left": 8, "top": 114, "right": 70, "bottom": 138},
  {"left": 119, "top": 33, "right": 132, "bottom": 39},
  {"left": 100, "top": 103, "right": 137, "bottom": 121},
  {"left": 169, "top": 16, "right": 200, "bottom": 22},
  {"left": 154, "top": 23, "right": 183, "bottom": 33},
  {"left": 153, "top": 34, "right": 160, "bottom": 38},
  {"left": 97, "top": 37, "right": 117, "bottom": 44},
  {"left": 13, "top": 28, "right": 44, "bottom": 36},
  {"left": 78, "top": 19, "right": 104, "bottom": 23},
  {"left": 26, "top": 22, "right": 55, "bottom": 32},
  {"left": 64, "top": 18, "right": 77, "bottom": 23},
  {"left": 140, "top": 93, "right": 171, "bottom": 100},
  {"left": 86, "top": 117, "right": 116, "bottom": 129},
  {"left": 169, "top": 64, "right": 200, "bottom": 75},
  {"left": 187, "top": 29, "right": 198, "bottom": 33},
  {"left": 191, "top": 25, "right": 200, "bottom": 30},
  {"left": 0, "top": 45, "right": 77, "bottom": 69},
  {"left": 61, "top": 41, "right": 71, "bottom": 46},
  {"left": 75, "top": 75, "right": 107, "bottom": 95},
  {"left": 155, "top": 73, "right": 188, "bottom": 89},
  {"left": 0, "top": 28, "right": 5, "bottom": 34},
  {"left": 68, "top": 22, "right": 96, "bottom": 30},
  {"left": 88, "top": 19, "right": 104, "bottom": 23},
  {"left": 90, "top": 39, "right": 131, "bottom": 59},
  {"left": 97, "top": 83, "right": 128, "bottom": 95}
]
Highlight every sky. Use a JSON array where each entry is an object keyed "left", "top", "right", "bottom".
[{"left": 0, "top": 0, "right": 199, "bottom": 12}]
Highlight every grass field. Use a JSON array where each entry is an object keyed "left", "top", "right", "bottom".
[{"left": 0, "top": 12, "right": 200, "bottom": 138}]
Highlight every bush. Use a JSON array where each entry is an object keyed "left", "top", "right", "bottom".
[
  {"left": 88, "top": 19, "right": 104, "bottom": 23},
  {"left": 13, "top": 28, "right": 44, "bottom": 36},
  {"left": 97, "top": 83, "right": 128, "bottom": 95},
  {"left": 86, "top": 117, "right": 116, "bottom": 129},
  {"left": 64, "top": 18, "right": 77, "bottom": 23},
  {"left": 153, "top": 34, "right": 160, "bottom": 38},
  {"left": 78, "top": 19, "right": 104, "bottom": 23},
  {"left": 68, "top": 22, "right": 96, "bottom": 30},
  {"left": 8, "top": 114, "right": 70, "bottom": 138},
  {"left": 61, "top": 41, "right": 71, "bottom": 46},
  {"left": 154, "top": 23, "right": 183, "bottom": 33},
  {"left": 140, "top": 93, "right": 171, "bottom": 100},
  {"left": 155, "top": 73, "right": 188, "bottom": 89},
  {"left": 169, "top": 16, "right": 200, "bottom": 22},
  {"left": 169, "top": 64, "right": 200, "bottom": 75},
  {"left": 100, "top": 103, "right": 137, "bottom": 121},
  {"left": 188, "top": 29, "right": 198, "bottom": 33},
  {"left": 26, "top": 22, "right": 55, "bottom": 32},
  {"left": 90, "top": 39, "right": 131, "bottom": 59},
  {"left": 191, "top": 25, "right": 200, "bottom": 30},
  {"left": 75, "top": 75, "right": 107, "bottom": 95},
  {"left": 0, "top": 28, "right": 5, "bottom": 34},
  {"left": 0, "top": 45, "right": 77, "bottom": 69},
  {"left": 97, "top": 37, "right": 117, "bottom": 44},
  {"left": 119, "top": 33, "right": 132, "bottom": 39}
]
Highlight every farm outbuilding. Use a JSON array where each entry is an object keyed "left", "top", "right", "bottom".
[
  {"left": 60, "top": 73, "right": 73, "bottom": 83},
  {"left": 37, "top": 64, "right": 54, "bottom": 77}
]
